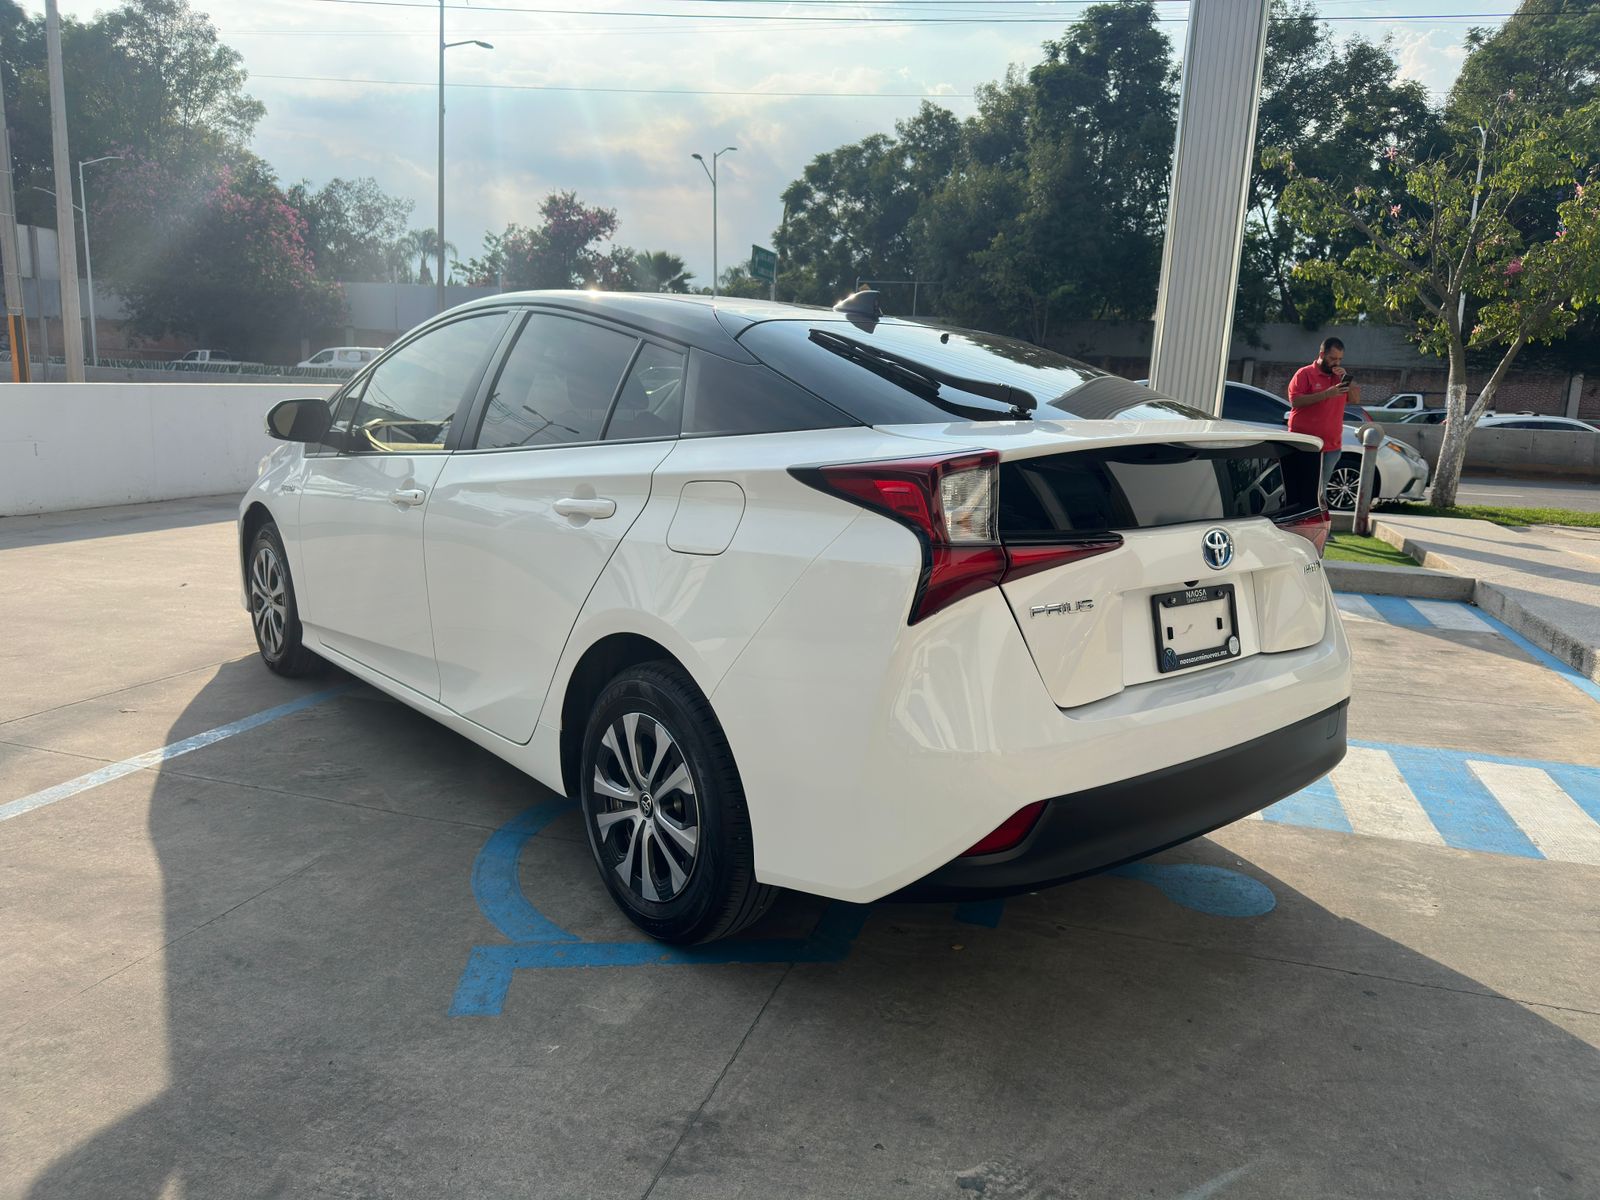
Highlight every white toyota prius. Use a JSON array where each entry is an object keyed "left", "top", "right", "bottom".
[{"left": 241, "top": 291, "right": 1352, "bottom": 943}]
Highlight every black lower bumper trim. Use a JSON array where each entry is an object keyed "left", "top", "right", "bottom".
[{"left": 896, "top": 700, "right": 1348, "bottom": 902}]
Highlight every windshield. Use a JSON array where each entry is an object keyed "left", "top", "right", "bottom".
[{"left": 739, "top": 318, "right": 1208, "bottom": 425}]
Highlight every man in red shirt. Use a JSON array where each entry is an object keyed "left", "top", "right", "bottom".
[{"left": 1287, "top": 336, "right": 1359, "bottom": 491}]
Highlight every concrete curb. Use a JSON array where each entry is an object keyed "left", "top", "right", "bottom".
[
  {"left": 1323, "top": 560, "right": 1475, "bottom": 600},
  {"left": 1372, "top": 519, "right": 1600, "bottom": 684}
]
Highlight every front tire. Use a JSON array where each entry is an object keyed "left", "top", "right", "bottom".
[
  {"left": 247, "top": 522, "right": 321, "bottom": 677},
  {"left": 1325, "top": 456, "right": 1362, "bottom": 511},
  {"left": 579, "top": 662, "right": 778, "bottom": 944}
]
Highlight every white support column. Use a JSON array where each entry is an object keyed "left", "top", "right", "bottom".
[
  {"left": 1565, "top": 373, "right": 1584, "bottom": 420},
  {"left": 1148, "top": 0, "right": 1271, "bottom": 415}
]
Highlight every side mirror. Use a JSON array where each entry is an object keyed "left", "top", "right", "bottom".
[{"left": 266, "top": 397, "right": 333, "bottom": 443}]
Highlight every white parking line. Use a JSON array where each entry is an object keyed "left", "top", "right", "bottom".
[
  {"left": 1408, "top": 600, "right": 1495, "bottom": 633},
  {"left": 1330, "top": 746, "right": 1445, "bottom": 846},
  {"left": 1468, "top": 761, "right": 1600, "bottom": 866},
  {"left": 1333, "top": 594, "right": 1383, "bottom": 623},
  {"left": 0, "top": 685, "right": 350, "bottom": 823}
]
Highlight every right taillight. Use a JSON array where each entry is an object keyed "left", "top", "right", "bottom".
[
  {"left": 1275, "top": 508, "right": 1330, "bottom": 557},
  {"left": 793, "top": 453, "right": 1122, "bottom": 624}
]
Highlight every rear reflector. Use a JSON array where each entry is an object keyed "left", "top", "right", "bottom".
[
  {"left": 961, "top": 801, "right": 1047, "bottom": 856},
  {"left": 1274, "top": 508, "right": 1330, "bottom": 557}
]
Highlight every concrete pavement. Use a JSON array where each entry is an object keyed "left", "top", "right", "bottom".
[
  {"left": 1454, "top": 476, "right": 1600, "bottom": 512},
  {"left": 3, "top": 498, "right": 1599, "bottom": 1200},
  {"left": 1373, "top": 515, "right": 1600, "bottom": 685}
]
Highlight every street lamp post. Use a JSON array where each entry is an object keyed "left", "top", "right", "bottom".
[
  {"left": 692, "top": 146, "right": 736, "bottom": 298},
  {"left": 437, "top": 5, "right": 493, "bottom": 315},
  {"left": 77, "top": 154, "right": 121, "bottom": 366}
]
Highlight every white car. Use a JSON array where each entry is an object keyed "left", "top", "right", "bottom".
[
  {"left": 1219, "top": 382, "right": 1431, "bottom": 509},
  {"left": 298, "top": 346, "right": 383, "bottom": 371},
  {"left": 175, "top": 349, "right": 240, "bottom": 366},
  {"left": 240, "top": 293, "right": 1352, "bottom": 943},
  {"left": 1476, "top": 413, "right": 1600, "bottom": 432}
]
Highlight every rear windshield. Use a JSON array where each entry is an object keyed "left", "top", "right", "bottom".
[
  {"left": 738, "top": 319, "right": 1206, "bottom": 425},
  {"left": 1000, "top": 442, "right": 1322, "bottom": 540}
]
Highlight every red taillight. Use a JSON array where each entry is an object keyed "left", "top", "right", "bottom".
[
  {"left": 1275, "top": 509, "right": 1330, "bottom": 557},
  {"left": 961, "top": 801, "right": 1047, "bottom": 856},
  {"left": 795, "top": 453, "right": 1122, "bottom": 623}
]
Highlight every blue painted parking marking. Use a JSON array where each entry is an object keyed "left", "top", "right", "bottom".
[
  {"left": 450, "top": 805, "right": 1281, "bottom": 1015},
  {"left": 1254, "top": 739, "right": 1600, "bottom": 863},
  {"left": 1361, "top": 594, "right": 1432, "bottom": 629}
]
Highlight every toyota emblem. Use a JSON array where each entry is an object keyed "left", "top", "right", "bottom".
[{"left": 1202, "top": 528, "right": 1233, "bottom": 571}]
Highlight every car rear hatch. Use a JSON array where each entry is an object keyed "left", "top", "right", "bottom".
[{"left": 875, "top": 420, "right": 1332, "bottom": 708}]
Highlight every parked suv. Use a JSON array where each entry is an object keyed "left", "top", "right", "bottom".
[
  {"left": 297, "top": 346, "right": 383, "bottom": 371},
  {"left": 241, "top": 293, "right": 1351, "bottom": 943}
]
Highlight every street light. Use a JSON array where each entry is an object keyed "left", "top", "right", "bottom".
[
  {"left": 692, "top": 146, "right": 736, "bottom": 298},
  {"left": 438, "top": 7, "right": 494, "bottom": 315},
  {"left": 77, "top": 155, "right": 121, "bottom": 366}
]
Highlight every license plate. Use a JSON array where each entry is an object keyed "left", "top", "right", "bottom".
[{"left": 1151, "top": 584, "right": 1240, "bottom": 674}]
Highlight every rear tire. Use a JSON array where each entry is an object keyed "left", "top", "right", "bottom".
[
  {"left": 1325, "top": 457, "right": 1362, "bottom": 511},
  {"left": 579, "top": 662, "right": 778, "bottom": 944},
  {"left": 247, "top": 522, "right": 322, "bottom": 677}
]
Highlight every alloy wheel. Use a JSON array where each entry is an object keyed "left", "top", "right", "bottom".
[
  {"left": 1326, "top": 466, "right": 1361, "bottom": 511},
  {"left": 591, "top": 712, "right": 701, "bottom": 903},
  {"left": 250, "top": 543, "right": 288, "bottom": 657}
]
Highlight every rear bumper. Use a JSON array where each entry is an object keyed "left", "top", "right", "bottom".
[{"left": 898, "top": 700, "right": 1348, "bottom": 901}]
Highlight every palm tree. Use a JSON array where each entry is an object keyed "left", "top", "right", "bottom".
[
  {"left": 632, "top": 250, "right": 694, "bottom": 294},
  {"left": 405, "top": 229, "right": 457, "bottom": 285}
]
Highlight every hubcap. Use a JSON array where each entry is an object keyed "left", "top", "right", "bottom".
[
  {"left": 249, "top": 544, "right": 288, "bottom": 657},
  {"left": 590, "top": 712, "right": 700, "bottom": 904},
  {"left": 1327, "top": 467, "right": 1360, "bottom": 511}
]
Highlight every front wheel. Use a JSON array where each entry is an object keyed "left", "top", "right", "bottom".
[
  {"left": 247, "top": 523, "right": 322, "bottom": 677},
  {"left": 1325, "top": 457, "right": 1363, "bottom": 511},
  {"left": 579, "top": 663, "right": 778, "bottom": 944}
]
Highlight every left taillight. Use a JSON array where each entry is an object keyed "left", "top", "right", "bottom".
[
  {"left": 793, "top": 452, "right": 1121, "bottom": 624},
  {"left": 795, "top": 452, "right": 1007, "bottom": 624}
]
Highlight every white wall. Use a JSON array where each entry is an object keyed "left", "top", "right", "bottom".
[{"left": 0, "top": 383, "right": 336, "bottom": 517}]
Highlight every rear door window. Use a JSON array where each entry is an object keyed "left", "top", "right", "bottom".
[
  {"left": 472, "top": 313, "right": 638, "bottom": 450},
  {"left": 605, "top": 343, "right": 686, "bottom": 441}
]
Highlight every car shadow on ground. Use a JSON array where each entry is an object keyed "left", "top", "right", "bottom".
[{"left": 16, "top": 665, "right": 1600, "bottom": 1200}]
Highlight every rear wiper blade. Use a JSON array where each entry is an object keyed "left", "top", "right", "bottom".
[{"left": 808, "top": 328, "right": 1037, "bottom": 421}]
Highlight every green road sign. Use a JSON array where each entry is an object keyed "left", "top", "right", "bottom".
[{"left": 750, "top": 245, "right": 777, "bottom": 282}]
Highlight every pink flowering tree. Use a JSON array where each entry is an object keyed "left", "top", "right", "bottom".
[
  {"left": 454, "top": 191, "right": 639, "bottom": 291},
  {"left": 1271, "top": 101, "right": 1600, "bottom": 506},
  {"left": 93, "top": 156, "right": 345, "bottom": 360}
]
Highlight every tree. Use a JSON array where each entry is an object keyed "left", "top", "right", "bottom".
[
  {"left": 1451, "top": 0, "right": 1599, "bottom": 121},
  {"left": 92, "top": 156, "right": 345, "bottom": 359},
  {"left": 776, "top": 101, "right": 961, "bottom": 308},
  {"left": 286, "top": 178, "right": 413, "bottom": 282},
  {"left": 632, "top": 250, "right": 693, "bottom": 293},
  {"left": 406, "top": 229, "right": 455, "bottom": 286},
  {"left": 1, "top": 0, "right": 263, "bottom": 228},
  {"left": 456, "top": 192, "right": 634, "bottom": 290},
  {"left": 1276, "top": 102, "right": 1600, "bottom": 506},
  {"left": 1240, "top": 0, "right": 1439, "bottom": 328}
]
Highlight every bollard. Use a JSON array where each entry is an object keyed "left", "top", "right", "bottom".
[{"left": 1354, "top": 424, "right": 1382, "bottom": 537}]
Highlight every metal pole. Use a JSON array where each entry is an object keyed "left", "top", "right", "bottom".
[
  {"left": 44, "top": 0, "right": 84, "bottom": 381},
  {"left": 711, "top": 154, "right": 718, "bottom": 299},
  {"left": 77, "top": 160, "right": 100, "bottom": 365},
  {"left": 1353, "top": 425, "right": 1382, "bottom": 537},
  {"left": 436, "top": 0, "right": 446, "bottom": 315},
  {"left": 0, "top": 29, "right": 30, "bottom": 382}
]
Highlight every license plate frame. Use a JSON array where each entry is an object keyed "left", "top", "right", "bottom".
[{"left": 1151, "top": 584, "right": 1241, "bottom": 674}]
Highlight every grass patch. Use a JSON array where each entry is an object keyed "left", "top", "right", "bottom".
[
  {"left": 1376, "top": 502, "right": 1600, "bottom": 528},
  {"left": 1325, "top": 533, "right": 1420, "bottom": 567}
]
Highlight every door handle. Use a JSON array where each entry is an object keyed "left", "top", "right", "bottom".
[
  {"left": 554, "top": 496, "right": 617, "bottom": 520},
  {"left": 390, "top": 488, "right": 426, "bottom": 508}
]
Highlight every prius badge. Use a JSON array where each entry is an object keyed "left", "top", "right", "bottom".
[
  {"left": 1030, "top": 599, "right": 1094, "bottom": 617},
  {"left": 1202, "top": 527, "right": 1234, "bottom": 571}
]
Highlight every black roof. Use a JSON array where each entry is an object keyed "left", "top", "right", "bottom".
[{"left": 447, "top": 289, "right": 944, "bottom": 361}]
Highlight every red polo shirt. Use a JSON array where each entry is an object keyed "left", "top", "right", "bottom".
[{"left": 1286, "top": 361, "right": 1345, "bottom": 451}]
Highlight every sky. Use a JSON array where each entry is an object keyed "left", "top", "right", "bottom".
[{"left": 40, "top": 0, "right": 1513, "bottom": 286}]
